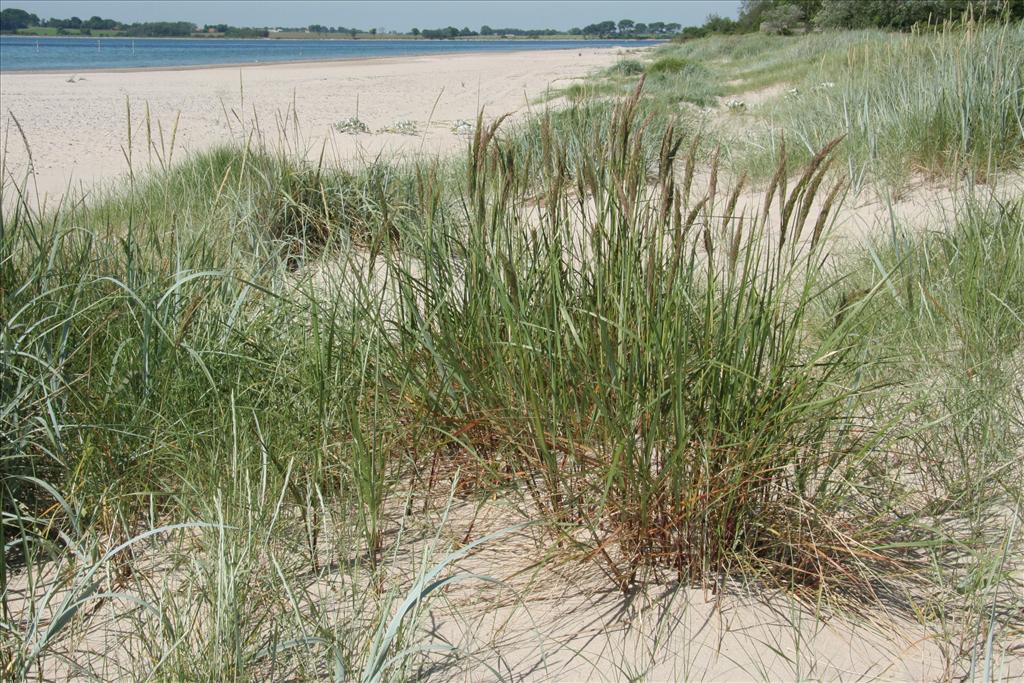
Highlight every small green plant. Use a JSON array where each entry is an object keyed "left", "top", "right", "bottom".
[
  {"left": 450, "top": 119, "right": 473, "bottom": 136},
  {"left": 645, "top": 55, "right": 692, "bottom": 75},
  {"left": 335, "top": 116, "right": 370, "bottom": 134},
  {"left": 379, "top": 120, "right": 418, "bottom": 135},
  {"left": 607, "top": 58, "right": 645, "bottom": 76}
]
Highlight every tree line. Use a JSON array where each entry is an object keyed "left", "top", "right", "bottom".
[
  {"left": 0, "top": 9, "right": 266, "bottom": 37},
  {"left": 405, "top": 21, "right": 682, "bottom": 39},
  {"left": 575, "top": 20, "right": 682, "bottom": 37},
  {"left": 8, "top": 3, "right": 1020, "bottom": 41},
  {"left": 679, "top": 0, "right": 1023, "bottom": 39},
  {"left": 410, "top": 26, "right": 562, "bottom": 38},
  {"left": 2, "top": 8, "right": 685, "bottom": 40},
  {"left": 305, "top": 25, "right": 372, "bottom": 36}
]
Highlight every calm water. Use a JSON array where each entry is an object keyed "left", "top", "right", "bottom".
[{"left": 0, "top": 36, "right": 658, "bottom": 72}]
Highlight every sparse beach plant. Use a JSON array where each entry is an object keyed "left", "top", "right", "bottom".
[
  {"left": 379, "top": 120, "right": 418, "bottom": 135},
  {"left": 450, "top": 119, "right": 474, "bottom": 136},
  {"left": 607, "top": 58, "right": 645, "bottom": 76},
  {"left": 644, "top": 55, "right": 692, "bottom": 75},
  {"left": 336, "top": 116, "right": 370, "bottom": 134}
]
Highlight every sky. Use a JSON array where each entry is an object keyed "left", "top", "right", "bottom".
[{"left": 3, "top": 1, "right": 742, "bottom": 31}]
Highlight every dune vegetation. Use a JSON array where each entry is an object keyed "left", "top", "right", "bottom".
[
  {"left": 574, "top": 21, "right": 1023, "bottom": 188},
  {"left": 3, "top": 18, "right": 1023, "bottom": 682}
]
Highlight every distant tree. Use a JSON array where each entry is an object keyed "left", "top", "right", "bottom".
[
  {"left": 618, "top": 19, "right": 635, "bottom": 33},
  {"left": 665, "top": 22, "right": 682, "bottom": 32},
  {"left": 410, "top": 27, "right": 420, "bottom": 35},
  {"left": 759, "top": 3, "right": 805, "bottom": 32},
  {"left": 583, "top": 20, "right": 617, "bottom": 36},
  {"left": 0, "top": 7, "right": 40, "bottom": 31},
  {"left": 811, "top": 0, "right": 1022, "bottom": 30},
  {"left": 370, "top": 27, "right": 377, "bottom": 34},
  {"left": 634, "top": 22, "right": 648, "bottom": 33},
  {"left": 703, "top": 13, "right": 739, "bottom": 33},
  {"left": 225, "top": 26, "right": 268, "bottom": 37},
  {"left": 678, "top": 26, "right": 709, "bottom": 40},
  {"left": 480, "top": 24, "right": 494, "bottom": 35},
  {"left": 569, "top": 26, "right": 582, "bottom": 34},
  {"left": 739, "top": 0, "right": 821, "bottom": 31},
  {"left": 123, "top": 21, "right": 194, "bottom": 37},
  {"left": 812, "top": 0, "right": 874, "bottom": 29},
  {"left": 421, "top": 26, "right": 462, "bottom": 38}
]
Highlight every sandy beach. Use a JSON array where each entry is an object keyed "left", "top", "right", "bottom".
[{"left": 0, "top": 47, "right": 631, "bottom": 202}]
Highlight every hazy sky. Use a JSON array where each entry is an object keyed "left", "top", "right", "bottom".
[{"left": 5, "top": 1, "right": 742, "bottom": 31}]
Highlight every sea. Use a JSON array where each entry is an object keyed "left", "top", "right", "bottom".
[{"left": 0, "top": 36, "right": 658, "bottom": 72}]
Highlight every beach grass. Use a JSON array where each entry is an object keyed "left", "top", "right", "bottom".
[
  {"left": 573, "top": 22, "right": 1024, "bottom": 188},
  {"left": 3, "top": 23, "right": 1024, "bottom": 681}
]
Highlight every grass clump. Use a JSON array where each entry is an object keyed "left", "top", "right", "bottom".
[
  {"left": 830, "top": 198, "right": 1024, "bottom": 504},
  {"left": 0, "top": 147, "right": 470, "bottom": 678},
  {"left": 643, "top": 57, "right": 719, "bottom": 106},
  {"left": 644, "top": 55, "right": 693, "bottom": 75},
  {"left": 606, "top": 58, "right": 645, "bottom": 76},
  {"left": 575, "top": 54, "right": 721, "bottom": 108},
  {"left": 816, "top": 197, "right": 1024, "bottom": 668},
  {"left": 382, "top": 91, "right": 893, "bottom": 592}
]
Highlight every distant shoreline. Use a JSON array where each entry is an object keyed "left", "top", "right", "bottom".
[
  {"left": 0, "top": 37, "right": 658, "bottom": 74},
  {"left": 0, "top": 43, "right": 653, "bottom": 75},
  {"left": 3, "top": 32, "right": 665, "bottom": 42}
]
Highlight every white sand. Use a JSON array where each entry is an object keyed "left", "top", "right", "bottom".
[
  {"left": 16, "top": 497, "right": 1020, "bottom": 681},
  {"left": 0, "top": 47, "right": 631, "bottom": 202}
]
